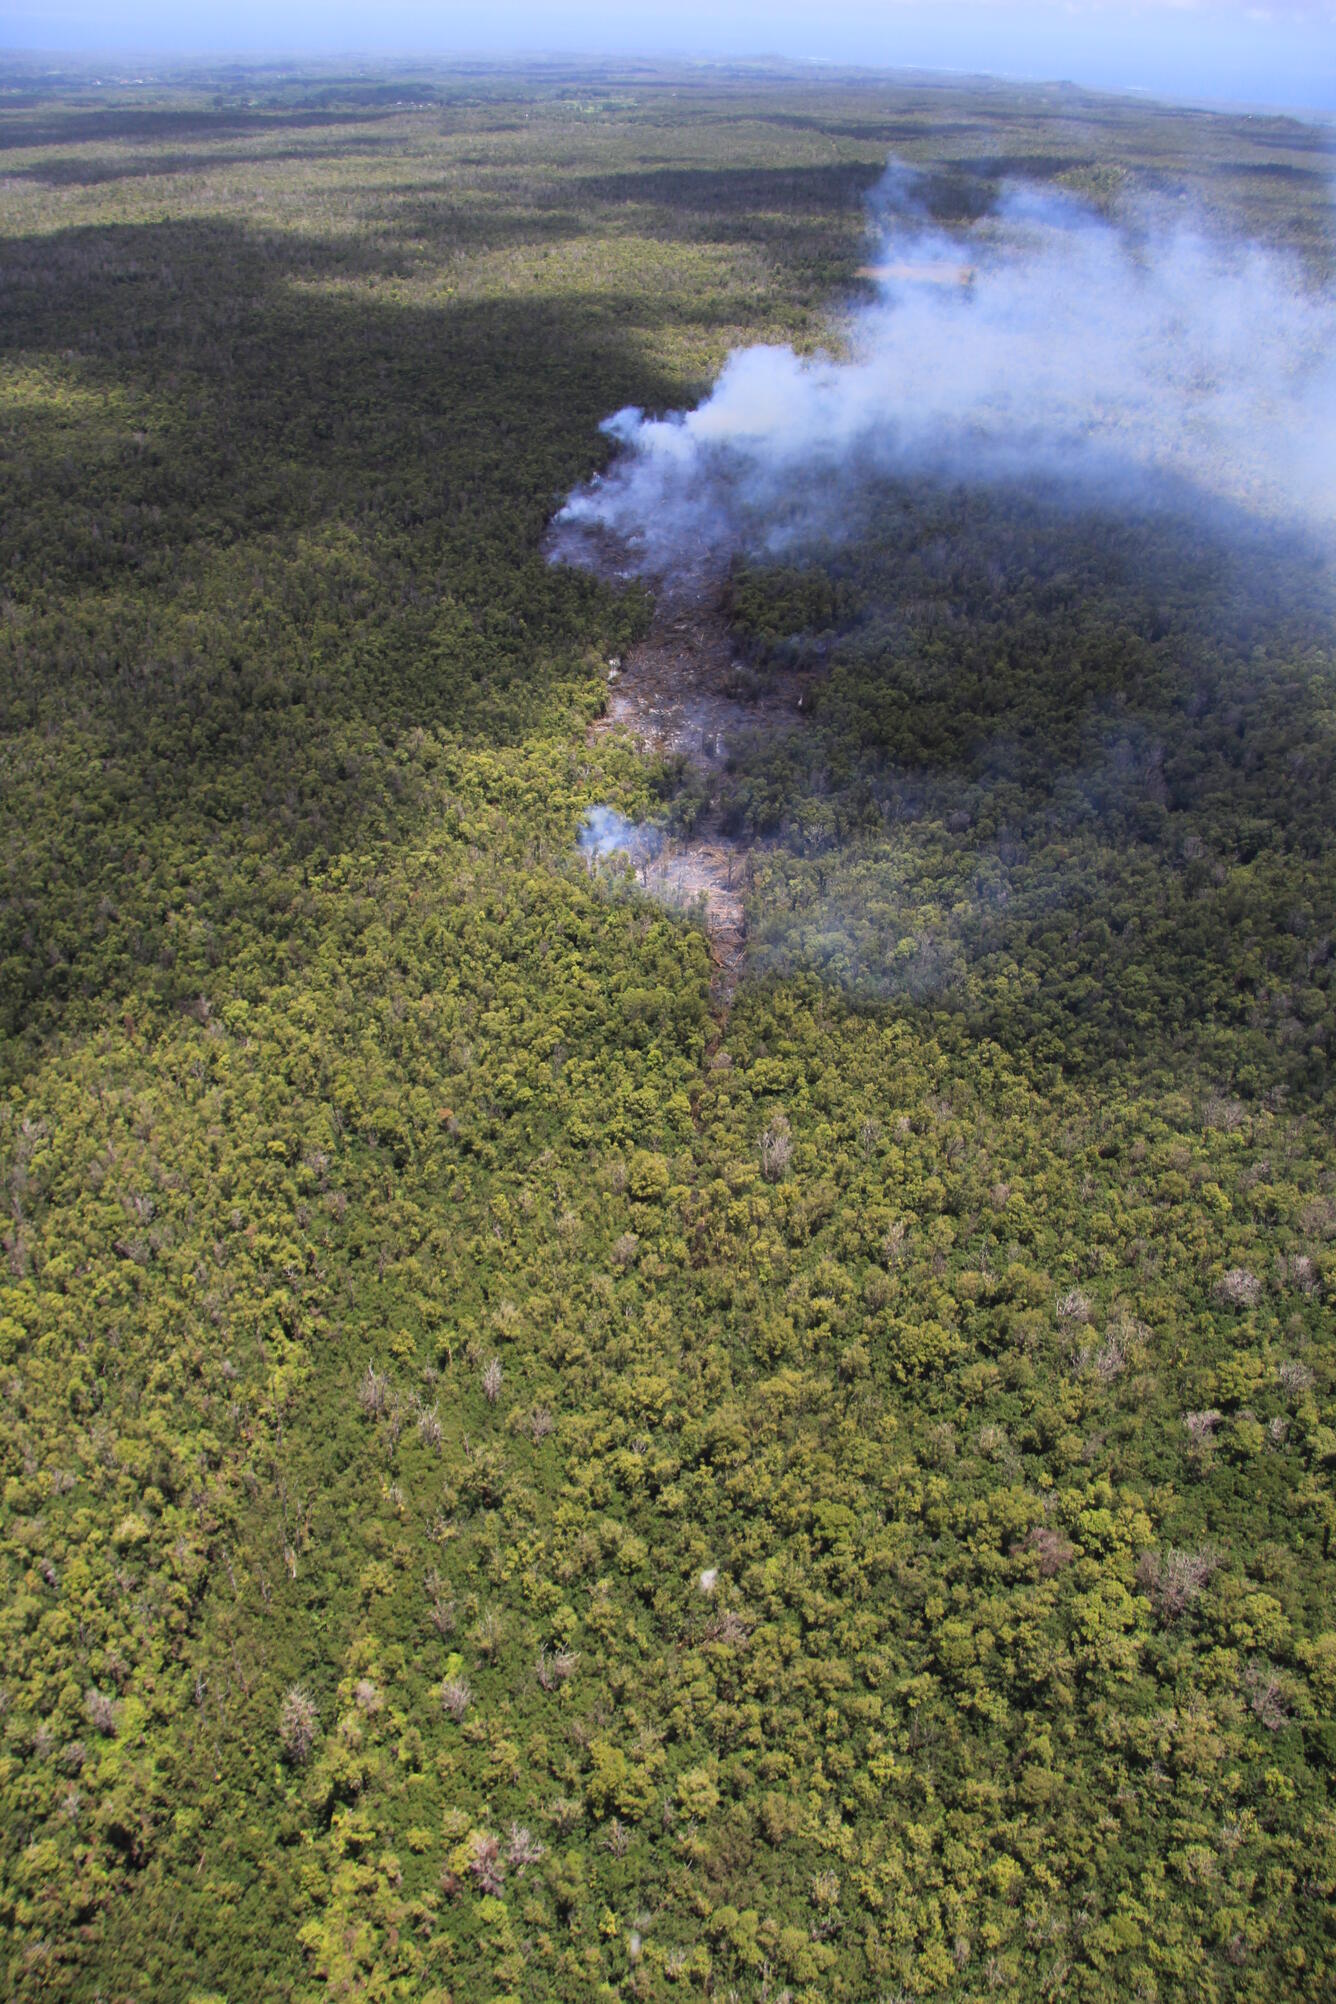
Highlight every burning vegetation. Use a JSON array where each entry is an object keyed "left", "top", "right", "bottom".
[{"left": 1, "top": 55, "right": 1334, "bottom": 2004}]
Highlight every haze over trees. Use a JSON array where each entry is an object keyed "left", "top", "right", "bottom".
[{"left": 0, "top": 54, "right": 1333, "bottom": 2004}]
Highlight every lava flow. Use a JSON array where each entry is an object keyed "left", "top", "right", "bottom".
[{"left": 589, "top": 566, "right": 814, "bottom": 1002}]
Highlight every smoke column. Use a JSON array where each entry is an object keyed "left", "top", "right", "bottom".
[{"left": 553, "top": 169, "right": 1336, "bottom": 571}]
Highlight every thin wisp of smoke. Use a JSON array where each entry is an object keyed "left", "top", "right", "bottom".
[{"left": 553, "top": 166, "right": 1336, "bottom": 570}]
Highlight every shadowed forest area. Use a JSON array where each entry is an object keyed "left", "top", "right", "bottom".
[{"left": 1, "top": 55, "right": 1334, "bottom": 2004}]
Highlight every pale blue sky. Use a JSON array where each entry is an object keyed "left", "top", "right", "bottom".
[{"left": 2, "top": 1, "right": 1335, "bottom": 113}]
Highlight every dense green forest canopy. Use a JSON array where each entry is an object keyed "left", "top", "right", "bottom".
[{"left": 0, "top": 55, "right": 1333, "bottom": 2004}]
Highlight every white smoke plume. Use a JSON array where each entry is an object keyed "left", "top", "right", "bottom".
[
  {"left": 554, "top": 168, "right": 1336, "bottom": 570},
  {"left": 578, "top": 804, "right": 662, "bottom": 863}
]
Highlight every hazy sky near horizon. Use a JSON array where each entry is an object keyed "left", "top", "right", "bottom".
[{"left": 3, "top": 1, "right": 1335, "bottom": 114}]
